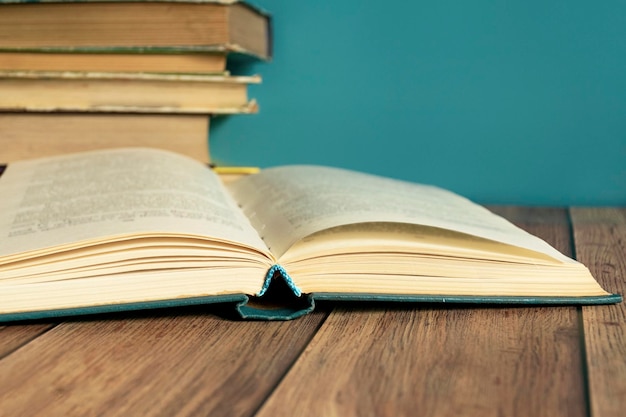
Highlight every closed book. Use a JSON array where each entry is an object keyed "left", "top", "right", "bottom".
[
  {"left": 0, "top": 113, "right": 211, "bottom": 163},
  {"left": 0, "top": 0, "right": 272, "bottom": 60},
  {"left": 0, "top": 70, "right": 259, "bottom": 114},
  {"left": 0, "top": 51, "right": 228, "bottom": 75}
]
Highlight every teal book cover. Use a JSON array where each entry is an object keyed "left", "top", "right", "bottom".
[{"left": 0, "top": 263, "right": 621, "bottom": 323}]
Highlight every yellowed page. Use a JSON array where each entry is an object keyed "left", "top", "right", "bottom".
[
  {"left": 0, "top": 148, "right": 269, "bottom": 261},
  {"left": 228, "top": 165, "right": 572, "bottom": 262},
  {"left": 280, "top": 222, "right": 563, "bottom": 266}
]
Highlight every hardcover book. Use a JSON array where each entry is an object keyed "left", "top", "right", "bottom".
[
  {"left": 0, "top": 148, "right": 620, "bottom": 321},
  {"left": 0, "top": 51, "right": 228, "bottom": 75},
  {"left": 0, "top": 113, "right": 211, "bottom": 163},
  {"left": 0, "top": 0, "right": 272, "bottom": 60},
  {"left": 0, "top": 70, "right": 259, "bottom": 114}
]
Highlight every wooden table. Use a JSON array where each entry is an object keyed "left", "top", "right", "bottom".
[{"left": 0, "top": 207, "right": 624, "bottom": 417}]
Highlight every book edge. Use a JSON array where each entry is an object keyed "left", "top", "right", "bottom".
[
  {"left": 0, "top": 294, "right": 248, "bottom": 323},
  {"left": 0, "top": 292, "right": 620, "bottom": 323},
  {"left": 311, "top": 292, "right": 623, "bottom": 305}
]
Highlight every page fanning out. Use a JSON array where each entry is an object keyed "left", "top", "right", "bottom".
[
  {"left": 0, "top": 148, "right": 268, "bottom": 259},
  {"left": 228, "top": 165, "right": 572, "bottom": 261}
]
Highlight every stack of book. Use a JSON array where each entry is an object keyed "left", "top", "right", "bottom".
[{"left": 0, "top": 0, "right": 272, "bottom": 163}]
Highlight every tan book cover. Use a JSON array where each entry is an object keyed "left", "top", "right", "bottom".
[
  {"left": 0, "top": 71, "right": 260, "bottom": 114},
  {"left": 0, "top": 1, "right": 272, "bottom": 60},
  {"left": 0, "top": 113, "right": 210, "bottom": 163}
]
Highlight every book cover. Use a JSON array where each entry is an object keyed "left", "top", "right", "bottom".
[
  {"left": 0, "top": 0, "right": 273, "bottom": 60},
  {"left": 0, "top": 70, "right": 260, "bottom": 113},
  {"left": 0, "top": 113, "right": 211, "bottom": 163},
  {"left": 0, "top": 51, "right": 229, "bottom": 75}
]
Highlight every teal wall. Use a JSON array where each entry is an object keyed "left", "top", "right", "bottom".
[{"left": 211, "top": 0, "right": 626, "bottom": 205}]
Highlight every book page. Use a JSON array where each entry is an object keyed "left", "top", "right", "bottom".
[
  {"left": 0, "top": 148, "right": 268, "bottom": 260},
  {"left": 228, "top": 165, "right": 571, "bottom": 261}
]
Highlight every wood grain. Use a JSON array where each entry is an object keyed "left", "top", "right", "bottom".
[
  {"left": 571, "top": 207, "right": 626, "bottom": 417},
  {"left": 0, "top": 324, "right": 55, "bottom": 358},
  {"left": 256, "top": 207, "right": 586, "bottom": 417},
  {"left": 0, "top": 309, "right": 327, "bottom": 417}
]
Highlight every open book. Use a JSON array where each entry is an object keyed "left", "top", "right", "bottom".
[{"left": 0, "top": 148, "right": 620, "bottom": 321}]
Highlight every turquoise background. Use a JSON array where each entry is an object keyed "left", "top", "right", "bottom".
[{"left": 211, "top": 0, "right": 626, "bottom": 205}]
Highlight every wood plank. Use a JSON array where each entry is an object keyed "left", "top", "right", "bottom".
[
  {"left": 571, "top": 207, "right": 626, "bottom": 417},
  {"left": 0, "top": 308, "right": 327, "bottom": 417},
  {"left": 0, "top": 324, "right": 55, "bottom": 358},
  {"left": 256, "top": 207, "right": 587, "bottom": 417}
]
